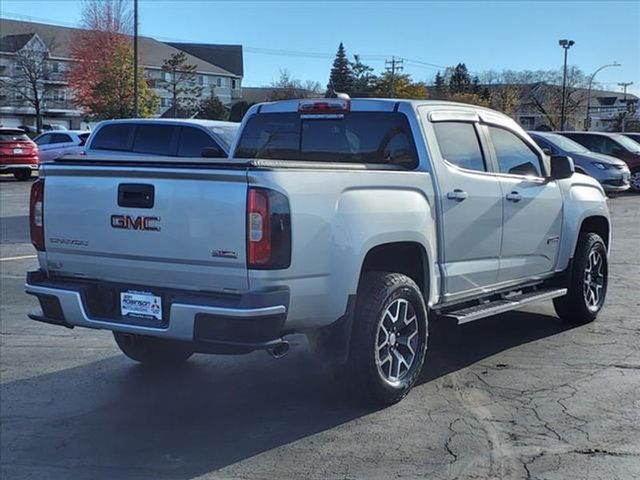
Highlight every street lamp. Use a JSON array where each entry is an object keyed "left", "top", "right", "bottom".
[
  {"left": 585, "top": 62, "right": 621, "bottom": 131},
  {"left": 559, "top": 39, "right": 575, "bottom": 131}
]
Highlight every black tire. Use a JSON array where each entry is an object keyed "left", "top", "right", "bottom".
[
  {"left": 14, "top": 170, "right": 31, "bottom": 181},
  {"left": 554, "top": 232, "right": 608, "bottom": 324},
  {"left": 113, "top": 332, "right": 194, "bottom": 365},
  {"left": 348, "top": 272, "right": 428, "bottom": 405},
  {"left": 630, "top": 168, "right": 640, "bottom": 193}
]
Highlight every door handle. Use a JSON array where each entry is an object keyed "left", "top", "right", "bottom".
[
  {"left": 506, "top": 191, "right": 522, "bottom": 202},
  {"left": 447, "top": 189, "right": 468, "bottom": 201}
]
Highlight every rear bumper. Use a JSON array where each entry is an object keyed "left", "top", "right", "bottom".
[
  {"left": 25, "top": 270, "right": 289, "bottom": 353},
  {"left": 0, "top": 163, "right": 38, "bottom": 172}
]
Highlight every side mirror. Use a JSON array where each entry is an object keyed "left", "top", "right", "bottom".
[
  {"left": 550, "top": 155, "right": 574, "bottom": 180},
  {"left": 201, "top": 146, "right": 225, "bottom": 158},
  {"left": 542, "top": 147, "right": 552, "bottom": 155},
  {"left": 612, "top": 147, "right": 624, "bottom": 156}
]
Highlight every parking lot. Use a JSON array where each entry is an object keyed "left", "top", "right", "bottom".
[{"left": 1, "top": 176, "right": 638, "bottom": 480}]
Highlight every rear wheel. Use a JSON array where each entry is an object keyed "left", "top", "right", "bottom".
[
  {"left": 113, "top": 332, "right": 194, "bottom": 365},
  {"left": 554, "top": 232, "right": 608, "bottom": 324},
  {"left": 14, "top": 170, "right": 31, "bottom": 181},
  {"left": 348, "top": 272, "right": 428, "bottom": 405}
]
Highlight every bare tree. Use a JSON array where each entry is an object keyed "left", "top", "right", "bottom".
[
  {"left": 0, "top": 35, "right": 55, "bottom": 131},
  {"left": 267, "top": 70, "right": 321, "bottom": 101}
]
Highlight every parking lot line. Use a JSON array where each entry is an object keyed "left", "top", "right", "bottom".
[{"left": 0, "top": 254, "right": 37, "bottom": 262}]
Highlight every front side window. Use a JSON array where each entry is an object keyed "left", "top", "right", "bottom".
[
  {"left": 433, "top": 122, "right": 486, "bottom": 172},
  {"left": 235, "top": 112, "right": 418, "bottom": 168},
  {"left": 489, "top": 126, "right": 543, "bottom": 177},
  {"left": 177, "top": 127, "right": 218, "bottom": 157}
]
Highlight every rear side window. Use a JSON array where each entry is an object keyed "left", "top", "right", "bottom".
[
  {"left": 177, "top": 127, "right": 218, "bottom": 157},
  {"left": 132, "top": 125, "right": 177, "bottom": 155},
  {"left": 51, "top": 133, "right": 72, "bottom": 143},
  {"left": 433, "top": 122, "right": 486, "bottom": 172},
  {"left": 235, "top": 112, "right": 418, "bottom": 168},
  {"left": 489, "top": 126, "right": 543, "bottom": 177},
  {"left": 90, "top": 124, "right": 133, "bottom": 151}
]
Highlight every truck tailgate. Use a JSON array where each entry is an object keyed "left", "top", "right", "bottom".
[{"left": 42, "top": 163, "right": 249, "bottom": 293}]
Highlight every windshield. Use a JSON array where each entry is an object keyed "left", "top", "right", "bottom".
[
  {"left": 614, "top": 134, "right": 640, "bottom": 152},
  {"left": 208, "top": 125, "right": 239, "bottom": 150},
  {"left": 542, "top": 134, "right": 589, "bottom": 153},
  {"left": 0, "top": 131, "right": 30, "bottom": 142}
]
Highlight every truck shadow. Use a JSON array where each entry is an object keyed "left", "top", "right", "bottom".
[{"left": 1, "top": 310, "right": 575, "bottom": 479}]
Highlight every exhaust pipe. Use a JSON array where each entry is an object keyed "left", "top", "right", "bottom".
[{"left": 268, "top": 341, "right": 290, "bottom": 359}]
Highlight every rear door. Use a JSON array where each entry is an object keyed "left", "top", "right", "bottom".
[
  {"left": 43, "top": 162, "right": 250, "bottom": 292},
  {"left": 484, "top": 125, "right": 562, "bottom": 282},
  {"left": 422, "top": 111, "right": 503, "bottom": 300}
]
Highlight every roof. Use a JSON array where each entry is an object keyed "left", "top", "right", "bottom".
[
  {"left": 0, "top": 18, "right": 239, "bottom": 77},
  {"left": 92, "top": 118, "right": 237, "bottom": 128},
  {"left": 0, "top": 33, "right": 35, "bottom": 52},
  {"left": 167, "top": 42, "right": 243, "bottom": 76}
]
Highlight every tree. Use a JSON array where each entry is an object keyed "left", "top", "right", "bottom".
[
  {"left": 229, "top": 101, "right": 253, "bottom": 122},
  {"left": 326, "top": 42, "right": 353, "bottom": 95},
  {"left": 448, "top": 91, "right": 490, "bottom": 107},
  {"left": 161, "top": 51, "right": 203, "bottom": 118},
  {"left": 267, "top": 70, "right": 321, "bottom": 101},
  {"left": 372, "top": 72, "right": 429, "bottom": 99},
  {"left": 433, "top": 71, "right": 447, "bottom": 100},
  {"left": 83, "top": 41, "right": 158, "bottom": 119},
  {"left": 68, "top": 0, "right": 157, "bottom": 119},
  {"left": 196, "top": 94, "right": 227, "bottom": 120},
  {"left": 351, "top": 55, "right": 376, "bottom": 97},
  {"left": 448, "top": 63, "right": 472, "bottom": 94},
  {"left": 0, "top": 35, "right": 54, "bottom": 131}
]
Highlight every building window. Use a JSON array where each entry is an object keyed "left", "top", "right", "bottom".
[
  {"left": 216, "top": 77, "right": 222, "bottom": 87},
  {"left": 232, "top": 79, "right": 238, "bottom": 89},
  {"left": 51, "top": 61, "right": 59, "bottom": 73},
  {"left": 160, "top": 98, "right": 173, "bottom": 108},
  {"left": 198, "top": 75, "right": 204, "bottom": 85},
  {"left": 519, "top": 116, "right": 535, "bottom": 130}
]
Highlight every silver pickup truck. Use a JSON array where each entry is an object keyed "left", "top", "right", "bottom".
[{"left": 25, "top": 98, "right": 610, "bottom": 404}]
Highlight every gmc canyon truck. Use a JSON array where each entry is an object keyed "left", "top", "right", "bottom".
[{"left": 25, "top": 98, "right": 610, "bottom": 405}]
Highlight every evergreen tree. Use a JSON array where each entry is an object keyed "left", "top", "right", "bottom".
[
  {"left": 197, "top": 94, "right": 227, "bottom": 120},
  {"left": 434, "top": 71, "right": 447, "bottom": 99},
  {"left": 351, "top": 55, "right": 375, "bottom": 96},
  {"left": 448, "top": 63, "right": 471, "bottom": 94},
  {"left": 161, "top": 51, "right": 203, "bottom": 117},
  {"left": 326, "top": 42, "right": 353, "bottom": 96}
]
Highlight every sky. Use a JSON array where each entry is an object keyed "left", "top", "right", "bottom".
[{"left": 2, "top": 0, "right": 639, "bottom": 95}]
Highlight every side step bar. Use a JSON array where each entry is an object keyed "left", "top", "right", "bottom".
[{"left": 440, "top": 288, "right": 567, "bottom": 324}]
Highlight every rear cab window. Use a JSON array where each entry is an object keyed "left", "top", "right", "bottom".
[
  {"left": 235, "top": 111, "right": 418, "bottom": 168},
  {"left": 90, "top": 124, "right": 134, "bottom": 151},
  {"left": 132, "top": 125, "right": 178, "bottom": 155}
]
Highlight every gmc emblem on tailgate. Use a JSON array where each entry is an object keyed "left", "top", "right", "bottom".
[{"left": 111, "top": 215, "right": 160, "bottom": 231}]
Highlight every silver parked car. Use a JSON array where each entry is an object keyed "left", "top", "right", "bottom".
[
  {"left": 34, "top": 130, "right": 90, "bottom": 163},
  {"left": 83, "top": 119, "right": 239, "bottom": 159},
  {"left": 528, "top": 131, "right": 630, "bottom": 192}
]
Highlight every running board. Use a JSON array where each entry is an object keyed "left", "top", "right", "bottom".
[{"left": 440, "top": 288, "right": 567, "bottom": 324}]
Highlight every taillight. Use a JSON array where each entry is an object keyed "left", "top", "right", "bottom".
[
  {"left": 30, "top": 179, "right": 45, "bottom": 251},
  {"left": 247, "top": 188, "right": 291, "bottom": 269}
]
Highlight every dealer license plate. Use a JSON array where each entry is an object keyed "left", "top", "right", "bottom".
[{"left": 120, "top": 291, "right": 162, "bottom": 320}]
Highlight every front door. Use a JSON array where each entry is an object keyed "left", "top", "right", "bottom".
[
  {"left": 428, "top": 119, "right": 503, "bottom": 300},
  {"left": 485, "top": 125, "right": 563, "bottom": 282}
]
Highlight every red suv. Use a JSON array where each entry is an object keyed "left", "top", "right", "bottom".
[{"left": 0, "top": 128, "right": 39, "bottom": 181}]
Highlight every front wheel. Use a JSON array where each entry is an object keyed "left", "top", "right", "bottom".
[
  {"left": 113, "top": 332, "right": 194, "bottom": 365},
  {"left": 348, "top": 272, "right": 428, "bottom": 405},
  {"left": 630, "top": 169, "right": 640, "bottom": 192},
  {"left": 554, "top": 232, "right": 608, "bottom": 324}
]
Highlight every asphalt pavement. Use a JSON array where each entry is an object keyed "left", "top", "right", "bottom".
[{"left": 1, "top": 175, "right": 638, "bottom": 480}]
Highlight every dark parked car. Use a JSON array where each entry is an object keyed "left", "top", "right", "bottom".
[
  {"left": 529, "top": 131, "right": 630, "bottom": 192},
  {"left": 0, "top": 128, "right": 39, "bottom": 181},
  {"left": 558, "top": 131, "right": 640, "bottom": 191},
  {"left": 83, "top": 119, "right": 239, "bottom": 159}
]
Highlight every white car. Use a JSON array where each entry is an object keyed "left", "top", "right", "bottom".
[{"left": 34, "top": 130, "right": 90, "bottom": 163}]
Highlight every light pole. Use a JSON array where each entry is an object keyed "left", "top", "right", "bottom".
[
  {"left": 559, "top": 39, "right": 575, "bottom": 131},
  {"left": 585, "top": 62, "right": 620, "bottom": 131},
  {"left": 133, "top": 0, "right": 139, "bottom": 117}
]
